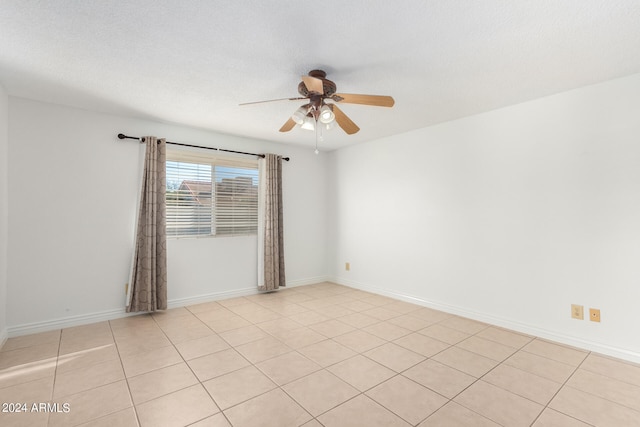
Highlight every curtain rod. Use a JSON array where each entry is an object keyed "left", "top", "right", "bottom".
[{"left": 117, "top": 134, "right": 290, "bottom": 161}]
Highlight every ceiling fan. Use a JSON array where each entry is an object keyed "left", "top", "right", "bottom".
[{"left": 240, "top": 70, "right": 394, "bottom": 135}]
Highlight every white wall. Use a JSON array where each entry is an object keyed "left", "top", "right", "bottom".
[
  {"left": 329, "top": 73, "right": 640, "bottom": 362},
  {"left": 7, "top": 98, "right": 328, "bottom": 334},
  {"left": 0, "top": 84, "right": 8, "bottom": 346}
]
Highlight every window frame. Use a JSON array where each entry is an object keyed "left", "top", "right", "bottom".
[{"left": 165, "top": 147, "right": 259, "bottom": 239}]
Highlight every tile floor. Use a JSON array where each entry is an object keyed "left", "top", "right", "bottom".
[{"left": 1, "top": 282, "right": 640, "bottom": 426}]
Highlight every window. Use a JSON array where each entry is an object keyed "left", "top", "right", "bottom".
[{"left": 165, "top": 149, "right": 259, "bottom": 238}]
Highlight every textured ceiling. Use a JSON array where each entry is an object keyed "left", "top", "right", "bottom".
[{"left": 1, "top": 0, "right": 640, "bottom": 150}]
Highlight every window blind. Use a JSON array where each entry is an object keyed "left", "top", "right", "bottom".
[{"left": 165, "top": 148, "right": 259, "bottom": 238}]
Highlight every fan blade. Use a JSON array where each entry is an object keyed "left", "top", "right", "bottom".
[
  {"left": 301, "top": 75, "right": 324, "bottom": 94},
  {"left": 333, "top": 93, "right": 395, "bottom": 107},
  {"left": 331, "top": 104, "right": 360, "bottom": 135},
  {"left": 279, "top": 118, "right": 296, "bottom": 132},
  {"left": 239, "top": 97, "right": 307, "bottom": 106}
]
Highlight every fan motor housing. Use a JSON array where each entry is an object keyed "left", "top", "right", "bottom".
[{"left": 298, "top": 70, "right": 337, "bottom": 97}]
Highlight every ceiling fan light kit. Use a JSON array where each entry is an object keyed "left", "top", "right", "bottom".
[{"left": 241, "top": 69, "right": 395, "bottom": 151}]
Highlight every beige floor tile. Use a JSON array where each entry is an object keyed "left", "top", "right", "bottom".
[
  {"left": 287, "top": 311, "right": 330, "bottom": 326},
  {"left": 48, "top": 380, "right": 132, "bottom": 427},
  {"left": 1, "top": 330, "right": 60, "bottom": 352},
  {"left": 109, "top": 314, "right": 155, "bottom": 330},
  {"left": 186, "top": 300, "right": 224, "bottom": 314},
  {"left": 309, "top": 319, "right": 356, "bottom": 338},
  {"left": 53, "top": 358, "right": 124, "bottom": 399},
  {"left": 60, "top": 335, "right": 115, "bottom": 355},
  {"left": 189, "top": 413, "right": 232, "bottom": 427},
  {"left": 549, "top": 385, "right": 640, "bottom": 426},
  {"left": 580, "top": 353, "right": 640, "bottom": 387},
  {"left": 217, "top": 296, "right": 251, "bottom": 308},
  {"left": 532, "top": 408, "right": 592, "bottom": 427},
  {"left": 482, "top": 363, "right": 562, "bottom": 405},
  {"left": 154, "top": 314, "right": 203, "bottom": 331},
  {"left": 337, "top": 312, "right": 380, "bottom": 328},
  {"left": 76, "top": 407, "right": 139, "bottom": 427},
  {"left": 174, "top": 334, "right": 230, "bottom": 360},
  {"left": 361, "top": 307, "right": 400, "bottom": 321},
  {"left": 115, "top": 333, "right": 173, "bottom": 357},
  {"left": 504, "top": 350, "right": 577, "bottom": 383},
  {"left": 361, "top": 295, "right": 397, "bottom": 307},
  {"left": 418, "top": 402, "right": 500, "bottom": 427},
  {"left": 0, "top": 375, "right": 54, "bottom": 405},
  {"left": 234, "top": 336, "right": 291, "bottom": 364},
  {"left": 317, "top": 305, "right": 356, "bottom": 318},
  {"left": 455, "top": 380, "right": 543, "bottom": 427},
  {"left": 120, "top": 345, "right": 182, "bottom": 377},
  {"left": 418, "top": 324, "right": 470, "bottom": 345},
  {"left": 111, "top": 323, "right": 163, "bottom": 341},
  {"left": 256, "top": 317, "right": 304, "bottom": 334},
  {"left": 409, "top": 307, "right": 453, "bottom": 323},
  {"left": 0, "top": 356, "right": 56, "bottom": 389},
  {"left": 475, "top": 326, "right": 533, "bottom": 349},
  {"left": 403, "top": 359, "right": 476, "bottom": 399},
  {"left": 394, "top": 332, "right": 450, "bottom": 357},
  {"left": 56, "top": 343, "right": 119, "bottom": 374},
  {"left": 298, "top": 340, "right": 357, "bottom": 367},
  {"left": 260, "top": 303, "right": 308, "bottom": 316},
  {"left": 431, "top": 346, "right": 498, "bottom": 377},
  {"left": 162, "top": 323, "right": 215, "bottom": 344},
  {"left": 202, "top": 314, "right": 252, "bottom": 333},
  {"left": 237, "top": 307, "right": 281, "bottom": 323},
  {"left": 522, "top": 339, "right": 588, "bottom": 366},
  {"left": 194, "top": 307, "right": 235, "bottom": 323},
  {"left": 136, "top": 384, "right": 219, "bottom": 427},
  {"left": 283, "top": 369, "right": 359, "bottom": 416},
  {"left": 384, "top": 301, "right": 423, "bottom": 314},
  {"left": 152, "top": 306, "right": 193, "bottom": 320},
  {"left": 0, "top": 407, "right": 49, "bottom": 427},
  {"left": 219, "top": 325, "right": 269, "bottom": 347},
  {"left": 328, "top": 354, "right": 395, "bottom": 392},
  {"left": 62, "top": 322, "right": 112, "bottom": 340},
  {"left": 439, "top": 316, "right": 488, "bottom": 334},
  {"left": 366, "top": 375, "right": 448, "bottom": 425},
  {"left": 256, "top": 351, "right": 321, "bottom": 385},
  {"left": 128, "top": 362, "right": 198, "bottom": 404},
  {"left": 223, "top": 388, "right": 312, "bottom": 427},
  {"left": 566, "top": 368, "right": 640, "bottom": 412},
  {"left": 333, "top": 330, "right": 386, "bottom": 353},
  {"left": 318, "top": 394, "right": 411, "bottom": 427},
  {"left": 269, "top": 327, "right": 327, "bottom": 349},
  {"left": 0, "top": 342, "right": 59, "bottom": 369},
  {"left": 203, "top": 365, "right": 276, "bottom": 410},
  {"left": 188, "top": 348, "right": 250, "bottom": 381},
  {"left": 363, "top": 321, "right": 411, "bottom": 341},
  {"left": 301, "top": 420, "right": 323, "bottom": 427},
  {"left": 387, "top": 314, "right": 434, "bottom": 331},
  {"left": 456, "top": 336, "right": 518, "bottom": 361},
  {"left": 364, "top": 342, "right": 425, "bottom": 372}
]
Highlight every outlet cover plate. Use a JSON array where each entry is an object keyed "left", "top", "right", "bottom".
[
  {"left": 571, "top": 304, "right": 584, "bottom": 320},
  {"left": 589, "top": 308, "right": 601, "bottom": 322}
]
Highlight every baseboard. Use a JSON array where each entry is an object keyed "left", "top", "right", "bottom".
[
  {"left": 7, "top": 308, "right": 134, "bottom": 338},
  {"left": 286, "top": 275, "right": 331, "bottom": 288},
  {"left": 332, "top": 277, "right": 640, "bottom": 364},
  {"left": 0, "top": 327, "right": 7, "bottom": 350},
  {"left": 7, "top": 277, "right": 328, "bottom": 338}
]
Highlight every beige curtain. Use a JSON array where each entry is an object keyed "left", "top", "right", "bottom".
[
  {"left": 127, "top": 136, "right": 168, "bottom": 312},
  {"left": 258, "top": 154, "right": 285, "bottom": 291}
]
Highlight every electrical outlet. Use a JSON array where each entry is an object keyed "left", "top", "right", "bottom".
[
  {"left": 345, "top": 262, "right": 350, "bottom": 271},
  {"left": 589, "top": 308, "right": 601, "bottom": 322},
  {"left": 571, "top": 304, "right": 584, "bottom": 320}
]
